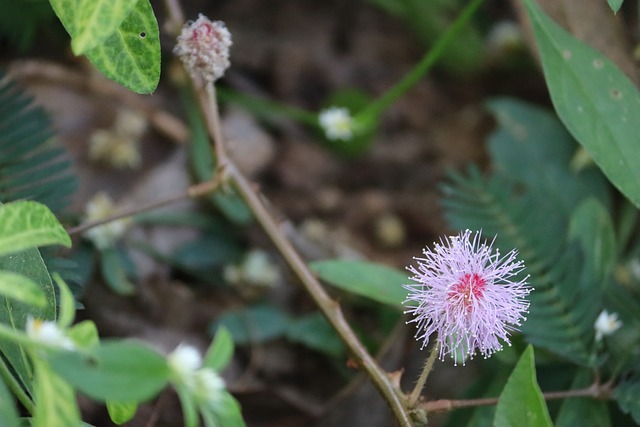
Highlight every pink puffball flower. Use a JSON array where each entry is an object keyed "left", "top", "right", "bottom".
[
  {"left": 174, "top": 14, "right": 232, "bottom": 83},
  {"left": 404, "top": 230, "right": 531, "bottom": 365}
]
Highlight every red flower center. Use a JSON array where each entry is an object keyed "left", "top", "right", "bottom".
[
  {"left": 192, "top": 22, "right": 213, "bottom": 41},
  {"left": 448, "top": 273, "right": 486, "bottom": 315}
]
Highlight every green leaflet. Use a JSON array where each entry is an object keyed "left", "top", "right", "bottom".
[
  {"left": 0, "top": 71, "right": 78, "bottom": 213},
  {"left": 614, "top": 376, "right": 640, "bottom": 424},
  {"left": 71, "top": 0, "right": 140, "bottom": 54},
  {"left": 214, "top": 305, "right": 290, "bottom": 345},
  {"left": 494, "top": 346, "right": 553, "bottom": 427},
  {"left": 0, "top": 201, "right": 71, "bottom": 258},
  {"left": 49, "top": 0, "right": 160, "bottom": 94},
  {"left": 523, "top": 0, "right": 640, "bottom": 207},
  {"left": 107, "top": 401, "right": 138, "bottom": 425},
  {"left": 204, "top": 327, "right": 234, "bottom": 372},
  {"left": 309, "top": 259, "right": 407, "bottom": 309}
]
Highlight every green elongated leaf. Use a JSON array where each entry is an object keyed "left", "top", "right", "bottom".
[
  {"left": 107, "top": 401, "right": 138, "bottom": 425},
  {"left": 49, "top": 340, "right": 170, "bottom": 402},
  {"left": 176, "top": 387, "right": 199, "bottom": 427},
  {"left": 182, "top": 89, "right": 253, "bottom": 225},
  {"left": 32, "top": 359, "right": 81, "bottom": 427},
  {"left": 0, "top": 248, "right": 56, "bottom": 396},
  {"left": 614, "top": 376, "right": 640, "bottom": 424},
  {"left": 204, "top": 327, "right": 234, "bottom": 372},
  {"left": 568, "top": 198, "right": 616, "bottom": 282},
  {"left": 71, "top": 0, "right": 140, "bottom": 54},
  {"left": 50, "top": 0, "right": 160, "bottom": 94},
  {"left": 494, "top": 346, "right": 553, "bottom": 427},
  {"left": 523, "top": 0, "right": 640, "bottom": 207},
  {"left": 172, "top": 232, "right": 242, "bottom": 272},
  {"left": 51, "top": 273, "right": 75, "bottom": 328},
  {"left": 0, "top": 374, "right": 19, "bottom": 427},
  {"left": 100, "top": 247, "right": 136, "bottom": 296},
  {"left": 309, "top": 260, "right": 407, "bottom": 308},
  {"left": 207, "top": 391, "right": 246, "bottom": 427},
  {"left": 213, "top": 305, "right": 290, "bottom": 344},
  {"left": 607, "top": 0, "right": 623, "bottom": 13},
  {"left": 0, "top": 201, "right": 71, "bottom": 258},
  {"left": 286, "top": 312, "right": 345, "bottom": 358},
  {"left": 0, "top": 271, "right": 46, "bottom": 307},
  {"left": 556, "top": 369, "right": 610, "bottom": 427}
]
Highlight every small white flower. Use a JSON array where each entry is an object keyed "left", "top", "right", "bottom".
[
  {"left": 168, "top": 344, "right": 203, "bottom": 379},
  {"left": 83, "top": 192, "right": 131, "bottom": 250},
  {"left": 319, "top": 107, "right": 354, "bottom": 141},
  {"left": 594, "top": 310, "right": 622, "bottom": 342},
  {"left": 26, "top": 317, "right": 74, "bottom": 350},
  {"left": 194, "top": 368, "right": 225, "bottom": 404}
]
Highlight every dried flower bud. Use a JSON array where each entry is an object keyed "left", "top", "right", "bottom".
[{"left": 174, "top": 14, "right": 232, "bottom": 83}]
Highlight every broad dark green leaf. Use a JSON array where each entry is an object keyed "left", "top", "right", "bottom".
[
  {"left": 213, "top": 305, "right": 290, "bottom": 344},
  {"left": 171, "top": 233, "right": 242, "bottom": 272},
  {"left": 100, "top": 247, "right": 135, "bottom": 296},
  {"left": 204, "top": 326, "right": 234, "bottom": 372},
  {"left": 523, "top": 0, "right": 640, "bottom": 206},
  {"left": 286, "top": 312, "right": 344, "bottom": 357},
  {"left": 494, "top": 346, "right": 553, "bottom": 427},
  {"left": 0, "top": 375, "right": 19, "bottom": 427},
  {"left": 0, "top": 201, "right": 71, "bottom": 258},
  {"left": 49, "top": 340, "right": 170, "bottom": 402},
  {"left": 0, "top": 248, "right": 56, "bottom": 396},
  {"left": 309, "top": 260, "right": 407, "bottom": 308}
]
